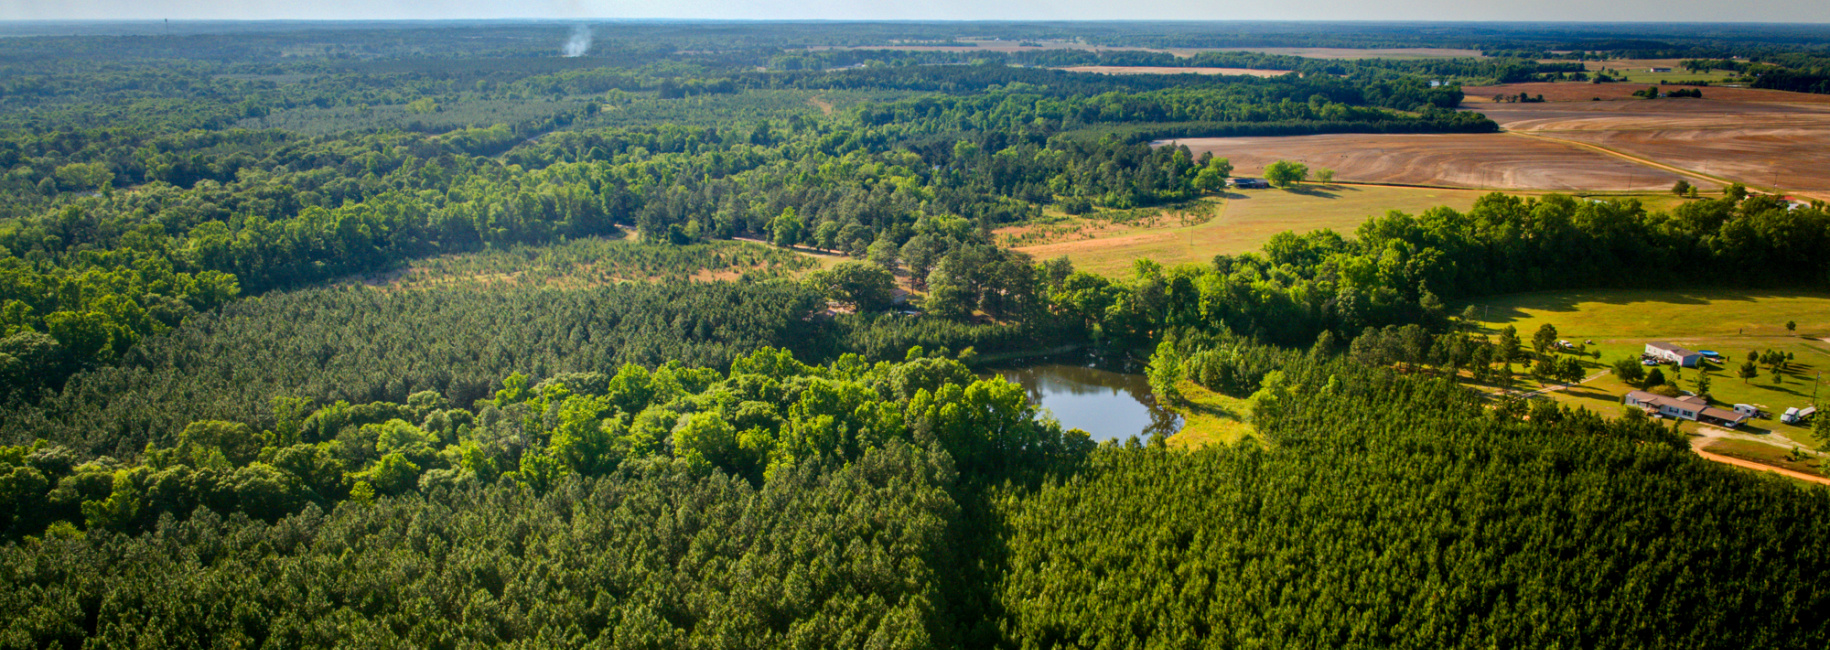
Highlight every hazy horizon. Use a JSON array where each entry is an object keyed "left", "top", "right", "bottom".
[{"left": 5, "top": 1, "right": 1829, "bottom": 25}]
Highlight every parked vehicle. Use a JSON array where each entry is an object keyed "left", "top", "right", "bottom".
[{"left": 1781, "top": 406, "right": 1817, "bottom": 425}]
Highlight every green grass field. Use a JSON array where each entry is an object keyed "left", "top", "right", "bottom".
[
  {"left": 1014, "top": 184, "right": 1495, "bottom": 274},
  {"left": 1014, "top": 185, "right": 1691, "bottom": 275},
  {"left": 1468, "top": 289, "right": 1830, "bottom": 448},
  {"left": 1166, "top": 380, "right": 1255, "bottom": 449}
]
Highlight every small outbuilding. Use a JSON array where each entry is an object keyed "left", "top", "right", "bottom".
[
  {"left": 1645, "top": 342, "right": 1701, "bottom": 367},
  {"left": 1228, "top": 178, "right": 1270, "bottom": 189}
]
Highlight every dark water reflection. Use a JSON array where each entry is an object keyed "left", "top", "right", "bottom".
[{"left": 985, "top": 363, "right": 1183, "bottom": 442}]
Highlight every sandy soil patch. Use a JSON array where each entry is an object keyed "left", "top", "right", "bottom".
[
  {"left": 1059, "top": 66, "right": 1291, "bottom": 77},
  {"left": 1163, "top": 133, "right": 1703, "bottom": 192}
]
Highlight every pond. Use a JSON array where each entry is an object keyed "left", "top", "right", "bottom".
[{"left": 984, "top": 361, "right": 1182, "bottom": 442}]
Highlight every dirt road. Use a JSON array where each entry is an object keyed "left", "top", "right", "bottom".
[{"left": 1694, "top": 448, "right": 1830, "bottom": 487}]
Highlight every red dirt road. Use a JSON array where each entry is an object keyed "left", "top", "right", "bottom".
[{"left": 1695, "top": 448, "right": 1830, "bottom": 487}]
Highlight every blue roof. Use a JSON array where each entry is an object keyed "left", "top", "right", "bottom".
[{"left": 1700, "top": 350, "right": 1719, "bottom": 355}]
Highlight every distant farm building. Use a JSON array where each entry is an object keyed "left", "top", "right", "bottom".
[
  {"left": 1649, "top": 67, "right": 1672, "bottom": 73},
  {"left": 1624, "top": 391, "right": 1750, "bottom": 428},
  {"left": 1645, "top": 342, "right": 1701, "bottom": 367},
  {"left": 1229, "top": 178, "right": 1270, "bottom": 189}
]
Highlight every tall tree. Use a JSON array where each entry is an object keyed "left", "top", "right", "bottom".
[
  {"left": 1263, "top": 160, "right": 1309, "bottom": 188},
  {"left": 1532, "top": 323, "right": 1559, "bottom": 355}
]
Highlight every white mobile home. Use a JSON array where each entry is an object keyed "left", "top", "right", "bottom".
[
  {"left": 1645, "top": 342, "right": 1701, "bottom": 367},
  {"left": 1624, "top": 391, "right": 1749, "bottom": 428}
]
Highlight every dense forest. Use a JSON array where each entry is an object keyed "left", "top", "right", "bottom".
[
  {"left": 5, "top": 342, "right": 1827, "bottom": 646},
  {"left": 2, "top": 21, "right": 1829, "bottom": 647}
]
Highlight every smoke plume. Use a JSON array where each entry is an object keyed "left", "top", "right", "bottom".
[{"left": 562, "top": 25, "right": 592, "bottom": 58}]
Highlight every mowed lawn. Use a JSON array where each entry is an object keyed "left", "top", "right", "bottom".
[{"left": 1469, "top": 289, "right": 1830, "bottom": 447}]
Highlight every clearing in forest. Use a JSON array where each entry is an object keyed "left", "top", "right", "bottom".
[
  {"left": 1166, "top": 380, "right": 1255, "bottom": 449},
  {"left": 1466, "top": 288, "right": 1830, "bottom": 448},
  {"left": 1012, "top": 185, "right": 1532, "bottom": 275},
  {"left": 343, "top": 236, "right": 816, "bottom": 290}
]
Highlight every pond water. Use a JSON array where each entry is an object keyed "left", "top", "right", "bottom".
[{"left": 985, "top": 363, "right": 1182, "bottom": 442}]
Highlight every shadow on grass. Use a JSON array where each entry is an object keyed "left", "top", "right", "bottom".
[
  {"left": 1285, "top": 185, "right": 1342, "bottom": 199},
  {"left": 1467, "top": 287, "right": 1830, "bottom": 327},
  {"left": 1181, "top": 398, "right": 1244, "bottom": 420},
  {"left": 1560, "top": 385, "right": 1616, "bottom": 401}
]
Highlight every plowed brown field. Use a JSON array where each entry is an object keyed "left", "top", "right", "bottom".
[
  {"left": 1476, "top": 96, "right": 1830, "bottom": 193},
  {"left": 1463, "top": 82, "right": 1830, "bottom": 104},
  {"left": 1161, "top": 83, "right": 1830, "bottom": 197},
  {"left": 1161, "top": 133, "right": 1705, "bottom": 192}
]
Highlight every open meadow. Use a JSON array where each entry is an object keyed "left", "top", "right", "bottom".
[
  {"left": 1010, "top": 185, "right": 1545, "bottom": 274},
  {"left": 1467, "top": 289, "right": 1830, "bottom": 449},
  {"left": 1568, "top": 58, "right": 1750, "bottom": 86}
]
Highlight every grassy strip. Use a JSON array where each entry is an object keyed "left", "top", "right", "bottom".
[
  {"left": 1167, "top": 380, "right": 1255, "bottom": 449},
  {"left": 1704, "top": 438, "right": 1827, "bottom": 476}
]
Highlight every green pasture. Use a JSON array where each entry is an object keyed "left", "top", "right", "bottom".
[
  {"left": 1016, "top": 186, "right": 1695, "bottom": 275},
  {"left": 1468, "top": 289, "right": 1830, "bottom": 447}
]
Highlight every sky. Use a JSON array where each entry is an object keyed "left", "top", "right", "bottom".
[{"left": 2, "top": 0, "right": 1827, "bottom": 23}]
